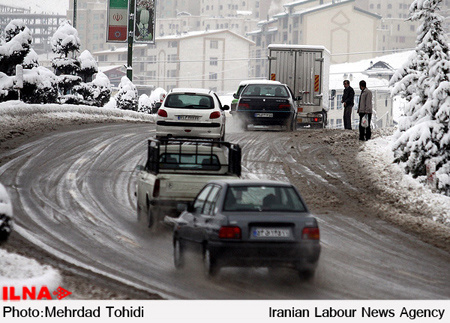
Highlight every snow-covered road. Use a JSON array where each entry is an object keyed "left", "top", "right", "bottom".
[{"left": 1, "top": 113, "right": 449, "bottom": 299}]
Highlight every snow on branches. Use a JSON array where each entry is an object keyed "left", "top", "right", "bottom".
[{"left": 390, "top": 0, "right": 450, "bottom": 195}]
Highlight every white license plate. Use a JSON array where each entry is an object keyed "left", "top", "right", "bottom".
[
  {"left": 252, "top": 228, "right": 290, "bottom": 238},
  {"left": 255, "top": 113, "right": 273, "bottom": 118},
  {"left": 177, "top": 115, "right": 201, "bottom": 120}
]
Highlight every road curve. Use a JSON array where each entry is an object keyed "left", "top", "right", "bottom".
[{"left": 0, "top": 123, "right": 448, "bottom": 299}]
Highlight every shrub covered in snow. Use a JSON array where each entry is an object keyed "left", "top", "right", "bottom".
[
  {"left": 51, "top": 20, "right": 81, "bottom": 101},
  {"left": 390, "top": 0, "right": 450, "bottom": 195},
  {"left": 138, "top": 94, "right": 152, "bottom": 113},
  {"left": 115, "top": 76, "right": 138, "bottom": 111},
  {"left": 78, "top": 50, "right": 98, "bottom": 83},
  {"left": 22, "top": 66, "right": 59, "bottom": 104},
  {"left": 0, "top": 19, "right": 32, "bottom": 76}
]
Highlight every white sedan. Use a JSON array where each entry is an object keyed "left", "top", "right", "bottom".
[{"left": 155, "top": 88, "right": 229, "bottom": 140}]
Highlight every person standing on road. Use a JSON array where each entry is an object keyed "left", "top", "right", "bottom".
[
  {"left": 357, "top": 80, "right": 373, "bottom": 141},
  {"left": 341, "top": 80, "right": 355, "bottom": 130}
]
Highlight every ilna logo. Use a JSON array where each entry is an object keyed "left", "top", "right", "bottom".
[{"left": 2, "top": 286, "right": 72, "bottom": 300}]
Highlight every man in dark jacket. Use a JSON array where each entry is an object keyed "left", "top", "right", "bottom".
[{"left": 341, "top": 80, "right": 354, "bottom": 130}]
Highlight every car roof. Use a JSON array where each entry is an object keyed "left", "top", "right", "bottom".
[
  {"left": 169, "top": 88, "right": 213, "bottom": 95},
  {"left": 210, "top": 179, "right": 293, "bottom": 187},
  {"left": 238, "top": 79, "right": 281, "bottom": 86}
]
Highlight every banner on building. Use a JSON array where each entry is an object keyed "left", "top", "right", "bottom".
[
  {"left": 107, "top": 0, "right": 128, "bottom": 42},
  {"left": 135, "top": 0, "right": 156, "bottom": 43}
]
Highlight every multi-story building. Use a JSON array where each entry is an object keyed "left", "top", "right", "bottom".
[
  {"left": 67, "top": 0, "right": 110, "bottom": 52},
  {"left": 0, "top": 4, "right": 65, "bottom": 54},
  {"left": 93, "top": 29, "right": 255, "bottom": 92},
  {"left": 247, "top": 0, "right": 382, "bottom": 80}
]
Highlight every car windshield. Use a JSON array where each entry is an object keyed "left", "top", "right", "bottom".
[
  {"left": 165, "top": 93, "right": 213, "bottom": 109},
  {"left": 241, "top": 85, "right": 289, "bottom": 98},
  {"left": 223, "top": 185, "right": 306, "bottom": 212},
  {"left": 159, "top": 153, "right": 221, "bottom": 171}
]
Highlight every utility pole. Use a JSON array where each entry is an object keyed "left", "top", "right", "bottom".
[
  {"left": 73, "top": 0, "right": 77, "bottom": 28},
  {"left": 127, "top": 0, "right": 135, "bottom": 81}
]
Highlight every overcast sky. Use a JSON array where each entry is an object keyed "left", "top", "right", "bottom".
[{"left": 0, "top": 0, "right": 69, "bottom": 15}]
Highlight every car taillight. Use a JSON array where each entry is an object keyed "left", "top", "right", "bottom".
[
  {"left": 278, "top": 104, "right": 291, "bottom": 109},
  {"left": 209, "top": 111, "right": 221, "bottom": 119},
  {"left": 153, "top": 179, "right": 160, "bottom": 198},
  {"left": 312, "top": 117, "right": 321, "bottom": 122},
  {"left": 302, "top": 227, "right": 320, "bottom": 240},
  {"left": 237, "top": 103, "right": 250, "bottom": 110},
  {"left": 219, "top": 226, "right": 241, "bottom": 239},
  {"left": 158, "top": 109, "right": 168, "bottom": 117}
]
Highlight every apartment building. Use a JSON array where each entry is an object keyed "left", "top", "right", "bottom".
[{"left": 93, "top": 29, "right": 255, "bottom": 92}]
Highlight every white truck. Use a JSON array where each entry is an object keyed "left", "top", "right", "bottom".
[
  {"left": 136, "top": 138, "right": 241, "bottom": 231},
  {"left": 268, "top": 44, "right": 332, "bottom": 128}
]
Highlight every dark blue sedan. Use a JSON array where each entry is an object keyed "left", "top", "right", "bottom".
[{"left": 172, "top": 179, "right": 321, "bottom": 278}]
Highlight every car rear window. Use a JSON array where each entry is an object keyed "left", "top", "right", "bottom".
[
  {"left": 165, "top": 94, "right": 214, "bottom": 109},
  {"left": 223, "top": 185, "right": 306, "bottom": 212},
  {"left": 241, "top": 85, "right": 289, "bottom": 98},
  {"left": 159, "top": 153, "right": 221, "bottom": 171}
]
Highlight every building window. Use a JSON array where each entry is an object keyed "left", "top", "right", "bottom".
[
  {"left": 337, "top": 95, "right": 343, "bottom": 109},
  {"left": 209, "top": 72, "right": 217, "bottom": 80},
  {"left": 336, "top": 119, "right": 342, "bottom": 129},
  {"left": 210, "top": 40, "right": 218, "bottom": 49},
  {"left": 168, "top": 54, "right": 178, "bottom": 62},
  {"left": 330, "top": 97, "right": 335, "bottom": 110},
  {"left": 210, "top": 57, "right": 218, "bottom": 66},
  {"left": 168, "top": 41, "right": 178, "bottom": 48},
  {"left": 148, "top": 55, "right": 156, "bottom": 64},
  {"left": 388, "top": 4, "right": 392, "bottom": 9},
  {"left": 148, "top": 71, "right": 156, "bottom": 79}
]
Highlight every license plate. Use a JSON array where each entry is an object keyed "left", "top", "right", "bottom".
[
  {"left": 177, "top": 115, "right": 201, "bottom": 120},
  {"left": 252, "top": 228, "right": 290, "bottom": 238},
  {"left": 255, "top": 113, "right": 273, "bottom": 118}
]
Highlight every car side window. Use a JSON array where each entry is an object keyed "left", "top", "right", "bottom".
[
  {"left": 202, "top": 186, "right": 221, "bottom": 215},
  {"left": 193, "top": 185, "right": 213, "bottom": 212}
]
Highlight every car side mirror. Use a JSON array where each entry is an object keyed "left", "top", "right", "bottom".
[
  {"left": 222, "top": 105, "right": 230, "bottom": 111},
  {"left": 233, "top": 93, "right": 239, "bottom": 99},
  {"left": 295, "top": 96, "right": 302, "bottom": 101}
]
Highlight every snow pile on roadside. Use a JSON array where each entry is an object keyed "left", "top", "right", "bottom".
[
  {"left": 0, "top": 248, "right": 62, "bottom": 299},
  {"left": 359, "top": 134, "right": 450, "bottom": 225},
  {"left": 0, "top": 100, "right": 155, "bottom": 122}
]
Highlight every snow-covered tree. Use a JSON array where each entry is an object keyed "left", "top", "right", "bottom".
[
  {"left": 51, "top": 20, "right": 81, "bottom": 99},
  {"left": 0, "top": 19, "right": 32, "bottom": 76},
  {"left": 115, "top": 76, "right": 138, "bottom": 111},
  {"left": 90, "top": 71, "right": 111, "bottom": 107},
  {"left": 22, "top": 66, "right": 59, "bottom": 104},
  {"left": 22, "top": 48, "right": 39, "bottom": 69},
  {"left": 390, "top": 0, "right": 450, "bottom": 195},
  {"left": 78, "top": 50, "right": 98, "bottom": 82},
  {"left": 138, "top": 94, "right": 152, "bottom": 113}
]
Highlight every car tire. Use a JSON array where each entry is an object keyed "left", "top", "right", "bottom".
[
  {"left": 173, "top": 237, "right": 185, "bottom": 269},
  {"left": 0, "top": 217, "right": 12, "bottom": 242},
  {"left": 298, "top": 269, "right": 315, "bottom": 280},
  {"left": 203, "top": 247, "right": 219, "bottom": 278},
  {"left": 147, "top": 205, "right": 160, "bottom": 230}
]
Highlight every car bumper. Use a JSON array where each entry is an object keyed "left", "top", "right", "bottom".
[
  {"left": 235, "top": 111, "right": 294, "bottom": 126},
  {"left": 208, "top": 240, "right": 320, "bottom": 269},
  {"left": 156, "top": 121, "right": 222, "bottom": 138}
]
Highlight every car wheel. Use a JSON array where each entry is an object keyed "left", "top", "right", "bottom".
[
  {"left": 147, "top": 205, "right": 160, "bottom": 230},
  {"left": 203, "top": 246, "right": 219, "bottom": 278},
  {"left": 298, "top": 269, "right": 315, "bottom": 280},
  {"left": 173, "top": 237, "right": 185, "bottom": 269}
]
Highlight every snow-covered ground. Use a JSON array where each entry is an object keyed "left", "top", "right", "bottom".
[{"left": 0, "top": 101, "right": 448, "bottom": 294}]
